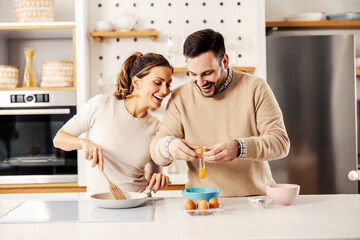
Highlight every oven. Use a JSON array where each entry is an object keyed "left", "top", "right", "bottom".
[{"left": 0, "top": 90, "right": 77, "bottom": 184}]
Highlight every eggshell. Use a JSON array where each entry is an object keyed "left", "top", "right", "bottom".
[
  {"left": 209, "top": 197, "right": 220, "bottom": 209},
  {"left": 184, "top": 199, "right": 196, "bottom": 215},
  {"left": 197, "top": 199, "right": 209, "bottom": 215},
  {"left": 196, "top": 198, "right": 205, "bottom": 208}
]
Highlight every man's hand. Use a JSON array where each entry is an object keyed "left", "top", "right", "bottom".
[
  {"left": 168, "top": 138, "right": 199, "bottom": 161},
  {"left": 203, "top": 140, "right": 238, "bottom": 163}
]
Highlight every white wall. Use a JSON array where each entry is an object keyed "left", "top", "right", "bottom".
[
  {"left": 88, "top": 0, "right": 266, "bottom": 120},
  {"left": 84, "top": 0, "right": 266, "bottom": 178}
]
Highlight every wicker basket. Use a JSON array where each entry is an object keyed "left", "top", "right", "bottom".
[
  {"left": 13, "top": 0, "right": 54, "bottom": 22},
  {"left": 41, "top": 61, "right": 74, "bottom": 87},
  {"left": 0, "top": 65, "right": 19, "bottom": 88}
]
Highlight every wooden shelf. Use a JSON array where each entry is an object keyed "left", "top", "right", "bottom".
[
  {"left": 174, "top": 66, "right": 255, "bottom": 73},
  {"left": 0, "top": 21, "right": 75, "bottom": 30},
  {"left": 90, "top": 30, "right": 159, "bottom": 43},
  {"left": 0, "top": 183, "right": 184, "bottom": 193},
  {"left": 266, "top": 20, "right": 360, "bottom": 29},
  {"left": 0, "top": 183, "right": 86, "bottom": 194},
  {"left": 0, "top": 87, "right": 76, "bottom": 91},
  {"left": 0, "top": 22, "right": 75, "bottom": 39}
]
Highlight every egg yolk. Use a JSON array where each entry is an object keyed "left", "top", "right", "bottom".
[
  {"left": 194, "top": 147, "right": 208, "bottom": 154},
  {"left": 199, "top": 168, "right": 206, "bottom": 179}
]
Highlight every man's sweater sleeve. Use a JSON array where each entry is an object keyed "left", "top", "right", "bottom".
[
  {"left": 241, "top": 80, "right": 290, "bottom": 161},
  {"left": 150, "top": 91, "right": 184, "bottom": 166}
]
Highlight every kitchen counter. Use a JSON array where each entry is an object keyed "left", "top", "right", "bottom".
[{"left": 0, "top": 192, "right": 359, "bottom": 240}]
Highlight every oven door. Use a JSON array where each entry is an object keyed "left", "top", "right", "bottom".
[{"left": 0, "top": 106, "right": 77, "bottom": 184}]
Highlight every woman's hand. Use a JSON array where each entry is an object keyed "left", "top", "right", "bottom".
[
  {"left": 146, "top": 173, "right": 170, "bottom": 193},
  {"left": 80, "top": 139, "right": 104, "bottom": 170}
]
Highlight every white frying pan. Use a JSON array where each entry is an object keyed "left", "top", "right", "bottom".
[{"left": 91, "top": 189, "right": 152, "bottom": 209}]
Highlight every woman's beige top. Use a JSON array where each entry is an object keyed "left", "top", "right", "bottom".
[
  {"left": 63, "top": 95, "right": 161, "bottom": 195},
  {"left": 150, "top": 70, "right": 290, "bottom": 197}
]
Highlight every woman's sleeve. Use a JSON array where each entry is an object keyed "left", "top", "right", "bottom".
[{"left": 62, "top": 95, "right": 108, "bottom": 136}]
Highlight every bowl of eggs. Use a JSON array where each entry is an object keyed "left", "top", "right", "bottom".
[{"left": 181, "top": 187, "right": 220, "bottom": 203}]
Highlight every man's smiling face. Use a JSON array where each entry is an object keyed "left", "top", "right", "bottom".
[{"left": 186, "top": 51, "right": 228, "bottom": 98}]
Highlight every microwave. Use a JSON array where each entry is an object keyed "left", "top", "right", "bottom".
[{"left": 0, "top": 90, "right": 77, "bottom": 184}]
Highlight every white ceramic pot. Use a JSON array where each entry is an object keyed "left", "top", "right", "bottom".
[{"left": 114, "top": 13, "right": 137, "bottom": 31}]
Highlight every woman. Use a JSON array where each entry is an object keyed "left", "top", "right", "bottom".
[{"left": 53, "top": 52, "right": 172, "bottom": 195}]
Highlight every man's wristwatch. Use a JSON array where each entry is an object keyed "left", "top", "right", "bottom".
[
  {"left": 165, "top": 136, "right": 175, "bottom": 159},
  {"left": 234, "top": 138, "right": 246, "bottom": 159}
]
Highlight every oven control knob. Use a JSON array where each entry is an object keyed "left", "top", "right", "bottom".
[{"left": 25, "top": 94, "right": 35, "bottom": 103}]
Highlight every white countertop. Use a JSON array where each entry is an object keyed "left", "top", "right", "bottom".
[{"left": 0, "top": 192, "right": 359, "bottom": 240}]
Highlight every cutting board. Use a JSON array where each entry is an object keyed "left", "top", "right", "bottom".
[{"left": 0, "top": 200, "right": 155, "bottom": 223}]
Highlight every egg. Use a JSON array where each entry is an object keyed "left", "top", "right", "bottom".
[
  {"left": 209, "top": 197, "right": 220, "bottom": 209},
  {"left": 196, "top": 198, "right": 205, "bottom": 208},
  {"left": 197, "top": 199, "right": 209, "bottom": 215},
  {"left": 184, "top": 199, "right": 196, "bottom": 215}
]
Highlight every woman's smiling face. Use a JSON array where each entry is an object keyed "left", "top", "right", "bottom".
[{"left": 135, "top": 66, "right": 172, "bottom": 109}]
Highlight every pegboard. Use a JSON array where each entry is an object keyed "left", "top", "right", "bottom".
[{"left": 88, "top": 0, "right": 265, "bottom": 120}]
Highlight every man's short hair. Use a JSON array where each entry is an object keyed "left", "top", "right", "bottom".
[{"left": 183, "top": 29, "right": 226, "bottom": 64}]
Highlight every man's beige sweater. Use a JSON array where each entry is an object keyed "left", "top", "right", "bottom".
[{"left": 150, "top": 70, "right": 290, "bottom": 197}]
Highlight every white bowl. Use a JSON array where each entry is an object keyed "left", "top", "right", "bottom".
[
  {"left": 285, "top": 12, "right": 325, "bottom": 22},
  {"left": 95, "top": 20, "right": 114, "bottom": 32}
]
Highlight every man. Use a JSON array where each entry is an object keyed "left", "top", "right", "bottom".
[{"left": 150, "top": 29, "right": 290, "bottom": 197}]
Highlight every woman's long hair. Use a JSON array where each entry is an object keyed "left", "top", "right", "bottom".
[{"left": 114, "top": 52, "right": 173, "bottom": 100}]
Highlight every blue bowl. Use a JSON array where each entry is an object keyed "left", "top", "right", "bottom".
[{"left": 181, "top": 188, "right": 220, "bottom": 203}]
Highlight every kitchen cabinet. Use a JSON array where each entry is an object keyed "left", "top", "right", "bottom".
[
  {"left": 0, "top": 0, "right": 91, "bottom": 188},
  {"left": 0, "top": 22, "right": 76, "bottom": 90},
  {"left": 266, "top": 19, "right": 360, "bottom": 76},
  {"left": 266, "top": 19, "right": 360, "bottom": 179}
]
